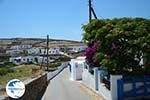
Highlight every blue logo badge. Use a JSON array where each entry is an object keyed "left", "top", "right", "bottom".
[{"left": 6, "top": 79, "right": 25, "bottom": 99}]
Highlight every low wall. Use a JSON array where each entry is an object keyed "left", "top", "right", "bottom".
[
  {"left": 98, "top": 70, "right": 123, "bottom": 100},
  {"left": 98, "top": 70, "right": 111, "bottom": 100},
  {"left": 4, "top": 74, "right": 48, "bottom": 100},
  {"left": 98, "top": 83, "right": 111, "bottom": 100},
  {"left": 117, "top": 76, "right": 150, "bottom": 100},
  {"left": 81, "top": 68, "right": 121, "bottom": 100},
  {"left": 82, "top": 68, "right": 98, "bottom": 92},
  {"left": 47, "top": 63, "right": 67, "bottom": 81},
  {"left": 68, "top": 60, "right": 150, "bottom": 100}
]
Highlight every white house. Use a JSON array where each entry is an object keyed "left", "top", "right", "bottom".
[
  {"left": 10, "top": 44, "right": 32, "bottom": 49},
  {"left": 9, "top": 56, "right": 54, "bottom": 64},
  {"left": 34, "top": 56, "right": 54, "bottom": 63},
  {"left": 27, "top": 47, "right": 61, "bottom": 55},
  {"left": 40, "top": 48, "right": 60, "bottom": 55},
  {"left": 67, "top": 46, "right": 86, "bottom": 53},
  {"left": 27, "top": 48, "right": 40, "bottom": 55},
  {"left": 6, "top": 49, "right": 24, "bottom": 55}
]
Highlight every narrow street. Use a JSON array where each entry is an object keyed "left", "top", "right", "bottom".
[{"left": 41, "top": 68, "right": 104, "bottom": 100}]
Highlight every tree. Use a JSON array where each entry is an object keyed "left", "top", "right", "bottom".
[{"left": 82, "top": 18, "right": 150, "bottom": 75}]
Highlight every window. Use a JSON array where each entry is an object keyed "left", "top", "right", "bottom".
[{"left": 27, "top": 58, "right": 29, "bottom": 62}]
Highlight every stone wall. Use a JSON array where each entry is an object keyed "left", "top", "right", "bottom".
[
  {"left": 3, "top": 63, "right": 68, "bottom": 100},
  {"left": 4, "top": 74, "right": 48, "bottom": 100}
]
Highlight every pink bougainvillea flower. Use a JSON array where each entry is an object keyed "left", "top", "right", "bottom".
[
  {"left": 93, "top": 40, "right": 101, "bottom": 48},
  {"left": 111, "top": 43, "right": 118, "bottom": 50},
  {"left": 84, "top": 40, "right": 101, "bottom": 63},
  {"left": 93, "top": 56, "right": 97, "bottom": 63}
]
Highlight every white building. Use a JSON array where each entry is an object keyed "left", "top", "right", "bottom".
[
  {"left": 6, "top": 49, "right": 24, "bottom": 55},
  {"left": 67, "top": 46, "right": 86, "bottom": 53},
  {"left": 40, "top": 48, "right": 60, "bottom": 55},
  {"left": 27, "top": 48, "right": 40, "bottom": 55},
  {"left": 9, "top": 56, "right": 54, "bottom": 64},
  {"left": 11, "top": 44, "right": 32, "bottom": 49},
  {"left": 68, "top": 56, "right": 86, "bottom": 80},
  {"left": 27, "top": 47, "right": 61, "bottom": 55}
]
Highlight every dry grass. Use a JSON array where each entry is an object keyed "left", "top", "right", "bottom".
[{"left": 0, "top": 64, "right": 44, "bottom": 95}]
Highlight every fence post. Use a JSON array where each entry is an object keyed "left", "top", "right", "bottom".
[
  {"left": 143, "top": 77, "right": 148, "bottom": 96},
  {"left": 117, "top": 79, "right": 124, "bottom": 100},
  {"left": 94, "top": 67, "right": 99, "bottom": 90},
  {"left": 132, "top": 78, "right": 136, "bottom": 96},
  {"left": 99, "top": 69, "right": 108, "bottom": 83},
  {"left": 110, "top": 75, "right": 123, "bottom": 100}
]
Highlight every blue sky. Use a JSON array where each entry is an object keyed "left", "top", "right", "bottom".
[{"left": 0, "top": 0, "right": 150, "bottom": 41}]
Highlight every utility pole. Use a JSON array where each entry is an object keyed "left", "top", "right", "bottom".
[
  {"left": 88, "top": 0, "right": 97, "bottom": 23},
  {"left": 91, "top": 7, "right": 97, "bottom": 19},
  {"left": 46, "top": 34, "right": 49, "bottom": 71},
  {"left": 89, "top": 0, "right": 92, "bottom": 22}
]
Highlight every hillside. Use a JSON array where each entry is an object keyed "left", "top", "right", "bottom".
[{"left": 0, "top": 38, "right": 86, "bottom": 48}]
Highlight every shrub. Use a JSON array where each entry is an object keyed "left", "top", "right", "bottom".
[
  {"left": 4, "top": 62, "right": 16, "bottom": 67},
  {"left": 0, "top": 68, "right": 15, "bottom": 76},
  {"left": 82, "top": 18, "right": 150, "bottom": 75}
]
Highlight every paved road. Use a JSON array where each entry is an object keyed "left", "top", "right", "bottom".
[{"left": 42, "top": 68, "right": 103, "bottom": 100}]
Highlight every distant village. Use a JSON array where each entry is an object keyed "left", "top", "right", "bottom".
[{"left": 0, "top": 38, "right": 87, "bottom": 65}]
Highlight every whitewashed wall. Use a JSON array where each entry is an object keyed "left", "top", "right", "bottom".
[
  {"left": 68, "top": 59, "right": 147, "bottom": 100},
  {"left": 110, "top": 75, "right": 123, "bottom": 100},
  {"left": 68, "top": 58, "right": 85, "bottom": 80},
  {"left": 82, "top": 67, "right": 99, "bottom": 92},
  {"left": 98, "top": 70, "right": 111, "bottom": 100},
  {"left": 67, "top": 58, "right": 124, "bottom": 100},
  {"left": 82, "top": 68, "right": 95, "bottom": 91}
]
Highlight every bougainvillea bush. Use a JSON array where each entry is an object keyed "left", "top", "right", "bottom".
[{"left": 82, "top": 18, "right": 150, "bottom": 75}]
